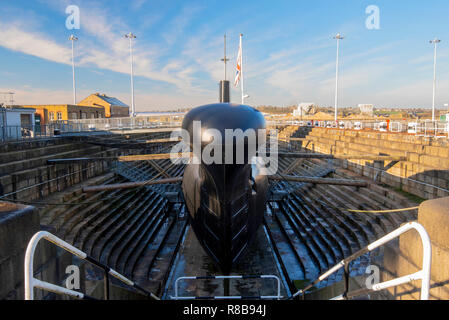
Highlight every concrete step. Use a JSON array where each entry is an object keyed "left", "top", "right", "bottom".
[
  {"left": 0, "top": 145, "right": 103, "bottom": 176},
  {"left": 122, "top": 200, "right": 168, "bottom": 277},
  {"left": 102, "top": 191, "right": 162, "bottom": 268},
  {"left": 0, "top": 148, "right": 118, "bottom": 200},
  {"left": 80, "top": 190, "right": 139, "bottom": 255},
  {"left": 39, "top": 174, "right": 120, "bottom": 224},
  {"left": 68, "top": 188, "right": 132, "bottom": 248},
  {"left": 89, "top": 190, "right": 153, "bottom": 261},
  {"left": 0, "top": 142, "right": 86, "bottom": 165},
  {"left": 0, "top": 138, "right": 68, "bottom": 154},
  {"left": 111, "top": 197, "right": 166, "bottom": 274}
]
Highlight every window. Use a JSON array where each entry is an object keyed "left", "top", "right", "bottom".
[
  {"left": 49, "top": 112, "right": 54, "bottom": 121},
  {"left": 57, "top": 112, "right": 63, "bottom": 121}
]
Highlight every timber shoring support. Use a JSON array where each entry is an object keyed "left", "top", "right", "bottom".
[
  {"left": 275, "top": 153, "right": 406, "bottom": 161},
  {"left": 82, "top": 177, "right": 183, "bottom": 193},
  {"left": 47, "top": 153, "right": 188, "bottom": 164},
  {"left": 147, "top": 160, "right": 171, "bottom": 178},
  {"left": 47, "top": 152, "right": 405, "bottom": 165},
  {"left": 269, "top": 175, "right": 368, "bottom": 187},
  {"left": 283, "top": 159, "right": 303, "bottom": 175}
]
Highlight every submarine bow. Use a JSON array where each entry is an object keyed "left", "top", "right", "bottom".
[{"left": 181, "top": 103, "right": 268, "bottom": 274}]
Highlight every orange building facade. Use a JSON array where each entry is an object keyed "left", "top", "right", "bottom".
[
  {"left": 22, "top": 104, "right": 105, "bottom": 125},
  {"left": 77, "top": 93, "right": 129, "bottom": 118}
]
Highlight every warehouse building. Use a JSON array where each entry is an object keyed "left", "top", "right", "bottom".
[
  {"left": 77, "top": 93, "right": 129, "bottom": 118},
  {"left": 22, "top": 104, "right": 105, "bottom": 125}
]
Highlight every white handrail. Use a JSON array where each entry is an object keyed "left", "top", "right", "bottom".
[
  {"left": 24, "top": 231, "right": 159, "bottom": 300},
  {"left": 291, "top": 222, "right": 432, "bottom": 300},
  {"left": 365, "top": 221, "right": 431, "bottom": 300},
  {"left": 25, "top": 231, "right": 87, "bottom": 300},
  {"left": 171, "top": 275, "right": 282, "bottom": 300}
]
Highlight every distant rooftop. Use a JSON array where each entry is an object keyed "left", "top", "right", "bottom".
[{"left": 94, "top": 93, "right": 128, "bottom": 107}]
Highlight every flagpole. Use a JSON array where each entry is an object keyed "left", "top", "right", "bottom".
[{"left": 240, "top": 34, "right": 245, "bottom": 104}]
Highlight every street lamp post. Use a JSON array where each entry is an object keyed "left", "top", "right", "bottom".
[
  {"left": 125, "top": 32, "right": 137, "bottom": 118},
  {"left": 430, "top": 38, "right": 441, "bottom": 122},
  {"left": 333, "top": 33, "right": 344, "bottom": 123},
  {"left": 69, "top": 35, "right": 78, "bottom": 105}
]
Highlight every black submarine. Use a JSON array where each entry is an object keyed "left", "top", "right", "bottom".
[{"left": 181, "top": 80, "right": 269, "bottom": 274}]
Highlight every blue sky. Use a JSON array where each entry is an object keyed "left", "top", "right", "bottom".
[{"left": 1, "top": 0, "right": 449, "bottom": 111}]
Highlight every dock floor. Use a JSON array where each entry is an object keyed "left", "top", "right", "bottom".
[{"left": 163, "top": 225, "right": 290, "bottom": 299}]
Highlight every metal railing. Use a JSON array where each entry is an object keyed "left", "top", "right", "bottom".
[
  {"left": 2, "top": 119, "right": 447, "bottom": 141},
  {"left": 269, "top": 119, "right": 449, "bottom": 138},
  {"left": 0, "top": 125, "right": 60, "bottom": 142},
  {"left": 0, "top": 120, "right": 182, "bottom": 142},
  {"left": 289, "top": 222, "right": 432, "bottom": 300},
  {"left": 68, "top": 116, "right": 183, "bottom": 132},
  {"left": 415, "top": 120, "right": 448, "bottom": 138},
  {"left": 24, "top": 231, "right": 159, "bottom": 300},
  {"left": 171, "top": 275, "right": 282, "bottom": 300}
]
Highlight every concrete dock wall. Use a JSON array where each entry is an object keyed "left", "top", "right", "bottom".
[
  {"left": 0, "top": 138, "right": 118, "bottom": 202},
  {"left": 382, "top": 197, "right": 449, "bottom": 300},
  {"left": 286, "top": 127, "right": 449, "bottom": 200},
  {"left": 0, "top": 203, "right": 39, "bottom": 299}
]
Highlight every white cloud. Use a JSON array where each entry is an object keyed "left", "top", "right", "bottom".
[
  {"left": 0, "top": 87, "right": 86, "bottom": 105},
  {"left": 0, "top": 6, "right": 207, "bottom": 100},
  {"left": 0, "top": 22, "right": 71, "bottom": 65},
  {"left": 1, "top": 84, "right": 212, "bottom": 110},
  {"left": 1, "top": 2, "right": 447, "bottom": 110}
]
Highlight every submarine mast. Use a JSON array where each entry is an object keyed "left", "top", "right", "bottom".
[{"left": 219, "top": 34, "right": 230, "bottom": 103}]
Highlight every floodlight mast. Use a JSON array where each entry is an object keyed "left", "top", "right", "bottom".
[
  {"left": 69, "top": 35, "right": 78, "bottom": 105},
  {"left": 125, "top": 32, "right": 137, "bottom": 117},
  {"left": 430, "top": 38, "right": 441, "bottom": 122},
  {"left": 334, "top": 33, "right": 344, "bottom": 123}
]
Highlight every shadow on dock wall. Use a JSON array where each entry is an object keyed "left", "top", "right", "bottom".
[{"left": 382, "top": 196, "right": 449, "bottom": 300}]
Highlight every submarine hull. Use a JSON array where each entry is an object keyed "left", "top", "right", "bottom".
[
  {"left": 181, "top": 103, "right": 268, "bottom": 273},
  {"left": 182, "top": 163, "right": 268, "bottom": 274}
]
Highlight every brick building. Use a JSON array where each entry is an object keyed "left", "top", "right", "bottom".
[
  {"left": 22, "top": 104, "right": 105, "bottom": 125},
  {"left": 77, "top": 93, "right": 129, "bottom": 118}
]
